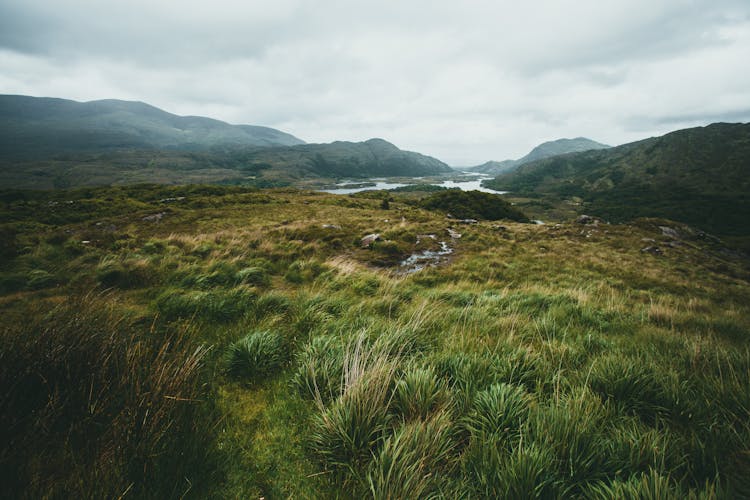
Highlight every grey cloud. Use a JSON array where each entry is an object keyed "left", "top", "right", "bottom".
[{"left": 1, "top": 0, "right": 749, "bottom": 165}]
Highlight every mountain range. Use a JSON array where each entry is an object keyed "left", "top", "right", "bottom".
[
  {"left": 468, "top": 137, "right": 610, "bottom": 175},
  {"left": 0, "top": 95, "right": 451, "bottom": 188}
]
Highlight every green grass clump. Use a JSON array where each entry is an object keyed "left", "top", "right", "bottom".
[
  {"left": 392, "top": 367, "right": 450, "bottom": 420},
  {"left": 463, "top": 383, "right": 531, "bottom": 440},
  {"left": 155, "top": 287, "right": 256, "bottom": 322},
  {"left": 293, "top": 335, "right": 344, "bottom": 402},
  {"left": 224, "top": 331, "right": 286, "bottom": 381},
  {"left": 588, "top": 354, "right": 670, "bottom": 421},
  {"left": 366, "top": 412, "right": 456, "bottom": 498},
  {"left": 309, "top": 337, "right": 398, "bottom": 476},
  {"left": 236, "top": 266, "right": 270, "bottom": 286}
]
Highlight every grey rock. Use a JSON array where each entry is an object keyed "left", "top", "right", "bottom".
[{"left": 361, "top": 233, "right": 382, "bottom": 248}]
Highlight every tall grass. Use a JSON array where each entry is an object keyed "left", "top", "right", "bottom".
[{"left": 0, "top": 294, "right": 217, "bottom": 499}]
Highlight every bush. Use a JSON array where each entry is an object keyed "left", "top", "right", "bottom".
[
  {"left": 224, "top": 331, "right": 286, "bottom": 381},
  {"left": 420, "top": 190, "right": 530, "bottom": 222}
]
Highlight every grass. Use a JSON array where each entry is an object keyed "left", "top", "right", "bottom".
[{"left": 0, "top": 184, "right": 748, "bottom": 497}]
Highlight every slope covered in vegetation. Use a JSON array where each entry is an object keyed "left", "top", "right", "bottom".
[
  {"left": 0, "top": 185, "right": 748, "bottom": 498},
  {"left": 484, "top": 122, "right": 750, "bottom": 248}
]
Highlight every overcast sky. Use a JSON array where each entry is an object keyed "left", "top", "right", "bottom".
[{"left": 1, "top": 0, "right": 749, "bottom": 165}]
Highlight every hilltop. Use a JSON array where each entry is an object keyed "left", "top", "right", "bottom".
[
  {"left": 0, "top": 94, "right": 304, "bottom": 158},
  {"left": 484, "top": 122, "right": 750, "bottom": 248},
  {"left": 468, "top": 137, "right": 610, "bottom": 175}
]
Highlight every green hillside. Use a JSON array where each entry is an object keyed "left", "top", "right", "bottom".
[
  {"left": 0, "top": 95, "right": 304, "bottom": 158},
  {"left": 1, "top": 184, "right": 748, "bottom": 497},
  {"left": 485, "top": 123, "right": 750, "bottom": 246}
]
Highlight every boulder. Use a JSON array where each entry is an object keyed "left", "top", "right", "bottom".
[
  {"left": 640, "top": 246, "right": 662, "bottom": 255},
  {"left": 360, "top": 233, "right": 382, "bottom": 248},
  {"left": 576, "top": 214, "right": 600, "bottom": 225}
]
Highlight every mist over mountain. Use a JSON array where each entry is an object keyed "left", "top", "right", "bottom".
[
  {"left": 0, "top": 96, "right": 452, "bottom": 188},
  {"left": 468, "top": 137, "right": 610, "bottom": 175},
  {"left": 484, "top": 122, "right": 750, "bottom": 244},
  {"left": 0, "top": 95, "right": 305, "bottom": 159}
]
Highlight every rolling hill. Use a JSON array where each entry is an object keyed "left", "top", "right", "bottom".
[
  {"left": 468, "top": 137, "right": 610, "bottom": 175},
  {"left": 0, "top": 94, "right": 304, "bottom": 159},
  {"left": 484, "top": 122, "right": 750, "bottom": 244}
]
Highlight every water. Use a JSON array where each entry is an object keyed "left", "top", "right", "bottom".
[
  {"left": 319, "top": 173, "right": 507, "bottom": 195},
  {"left": 399, "top": 239, "right": 453, "bottom": 274}
]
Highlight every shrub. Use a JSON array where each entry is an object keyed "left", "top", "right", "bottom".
[
  {"left": 419, "top": 190, "right": 530, "bottom": 222},
  {"left": 224, "top": 331, "right": 286, "bottom": 381}
]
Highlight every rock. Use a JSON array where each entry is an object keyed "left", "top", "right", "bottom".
[
  {"left": 322, "top": 224, "right": 342, "bottom": 230},
  {"left": 142, "top": 212, "right": 166, "bottom": 222},
  {"left": 576, "top": 214, "right": 600, "bottom": 225},
  {"left": 446, "top": 228, "right": 462, "bottom": 239},
  {"left": 361, "top": 233, "right": 381, "bottom": 248},
  {"left": 458, "top": 219, "right": 478, "bottom": 224},
  {"left": 159, "top": 197, "right": 186, "bottom": 203},
  {"left": 658, "top": 226, "right": 681, "bottom": 239},
  {"left": 640, "top": 246, "right": 662, "bottom": 255}
]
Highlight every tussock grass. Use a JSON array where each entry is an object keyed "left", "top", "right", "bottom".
[
  {"left": 0, "top": 294, "right": 217, "bottom": 499},
  {"left": 224, "top": 330, "right": 286, "bottom": 381}
]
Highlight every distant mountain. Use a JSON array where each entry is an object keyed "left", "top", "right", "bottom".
[
  {"left": 484, "top": 122, "right": 750, "bottom": 242},
  {"left": 0, "top": 94, "right": 304, "bottom": 159},
  {"left": 244, "top": 138, "right": 453, "bottom": 178},
  {"left": 468, "top": 137, "right": 610, "bottom": 175},
  {"left": 0, "top": 137, "right": 452, "bottom": 189},
  {"left": 0, "top": 95, "right": 453, "bottom": 188}
]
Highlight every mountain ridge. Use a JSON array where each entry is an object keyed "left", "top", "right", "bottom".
[
  {"left": 0, "top": 94, "right": 305, "bottom": 158},
  {"left": 468, "top": 137, "right": 610, "bottom": 175}
]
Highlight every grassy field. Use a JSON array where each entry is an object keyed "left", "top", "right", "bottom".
[{"left": 1, "top": 185, "right": 749, "bottom": 498}]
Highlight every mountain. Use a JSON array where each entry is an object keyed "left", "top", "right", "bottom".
[
  {"left": 468, "top": 137, "right": 610, "bottom": 175},
  {"left": 0, "top": 138, "right": 452, "bottom": 189},
  {"left": 0, "top": 94, "right": 304, "bottom": 159},
  {"left": 484, "top": 122, "right": 750, "bottom": 244},
  {"left": 0, "top": 96, "right": 452, "bottom": 188},
  {"left": 243, "top": 138, "right": 452, "bottom": 179}
]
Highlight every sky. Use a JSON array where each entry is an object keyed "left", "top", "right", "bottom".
[{"left": 1, "top": 0, "right": 749, "bottom": 166}]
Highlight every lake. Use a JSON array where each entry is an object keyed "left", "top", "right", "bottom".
[{"left": 318, "top": 173, "right": 508, "bottom": 195}]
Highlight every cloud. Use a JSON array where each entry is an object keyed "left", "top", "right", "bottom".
[{"left": 1, "top": 0, "right": 749, "bottom": 164}]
